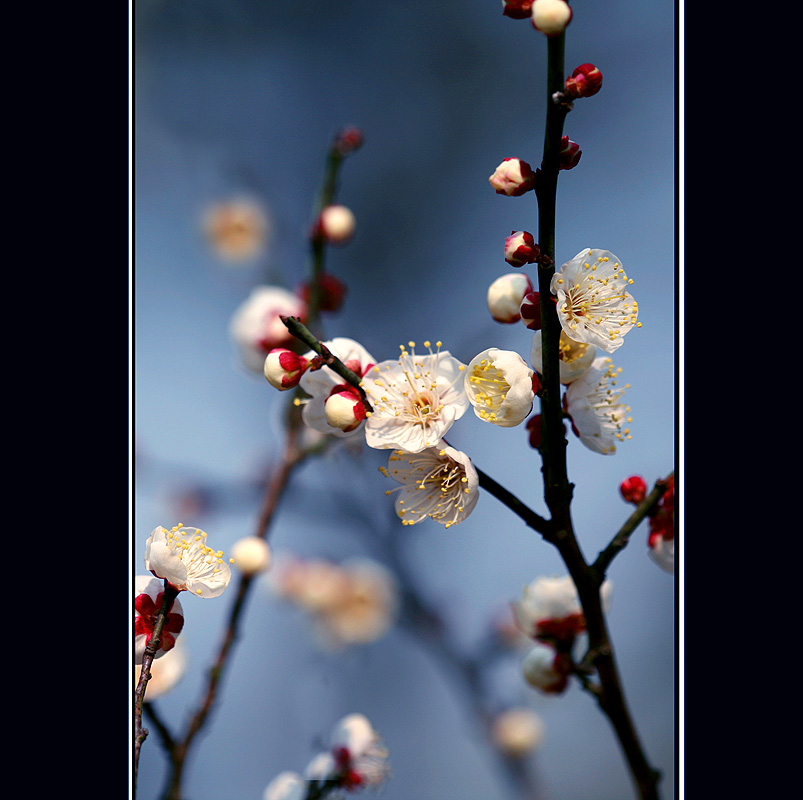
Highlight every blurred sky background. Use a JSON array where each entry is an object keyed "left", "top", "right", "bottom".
[{"left": 132, "top": 2, "right": 676, "bottom": 799}]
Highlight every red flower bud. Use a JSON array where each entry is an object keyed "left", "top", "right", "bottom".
[
  {"left": 526, "top": 414, "right": 542, "bottom": 449},
  {"left": 564, "top": 63, "right": 603, "bottom": 99},
  {"left": 505, "top": 231, "right": 541, "bottom": 267},
  {"left": 520, "top": 291, "right": 542, "bottom": 331},
  {"left": 334, "top": 126, "right": 364, "bottom": 155},
  {"left": 502, "top": 0, "right": 534, "bottom": 19},
  {"left": 298, "top": 273, "right": 348, "bottom": 313},
  {"left": 559, "top": 136, "right": 582, "bottom": 170},
  {"left": 620, "top": 475, "right": 647, "bottom": 505}
]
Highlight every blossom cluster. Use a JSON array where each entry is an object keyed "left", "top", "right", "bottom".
[
  {"left": 620, "top": 474, "right": 676, "bottom": 573},
  {"left": 269, "top": 555, "right": 399, "bottom": 648},
  {"left": 264, "top": 713, "right": 390, "bottom": 799},
  {"left": 512, "top": 574, "right": 612, "bottom": 694}
]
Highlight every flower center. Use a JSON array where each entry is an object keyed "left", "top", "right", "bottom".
[
  {"left": 468, "top": 359, "right": 510, "bottom": 421},
  {"left": 558, "top": 334, "right": 592, "bottom": 365}
]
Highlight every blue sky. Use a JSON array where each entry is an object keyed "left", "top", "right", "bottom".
[{"left": 133, "top": 2, "right": 676, "bottom": 799}]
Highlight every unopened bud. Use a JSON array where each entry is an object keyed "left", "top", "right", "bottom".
[
  {"left": 489, "top": 158, "right": 537, "bottom": 197},
  {"left": 487, "top": 273, "right": 534, "bottom": 323},
  {"left": 531, "top": 0, "right": 572, "bottom": 37},
  {"left": 564, "top": 63, "right": 603, "bottom": 99},
  {"left": 519, "top": 291, "right": 541, "bottom": 330},
  {"left": 264, "top": 349, "right": 310, "bottom": 390},
  {"left": 559, "top": 135, "right": 582, "bottom": 170},
  {"left": 492, "top": 709, "right": 545, "bottom": 757},
  {"left": 620, "top": 475, "right": 647, "bottom": 505},
  {"left": 315, "top": 205, "right": 356, "bottom": 244},
  {"left": 501, "top": 0, "right": 534, "bottom": 19},
  {"left": 334, "top": 126, "right": 364, "bottom": 155},
  {"left": 231, "top": 537, "right": 271, "bottom": 576},
  {"left": 526, "top": 414, "right": 542, "bottom": 449},
  {"left": 521, "top": 643, "right": 570, "bottom": 694},
  {"left": 505, "top": 231, "right": 541, "bottom": 267},
  {"left": 324, "top": 387, "right": 366, "bottom": 432},
  {"left": 298, "top": 273, "right": 348, "bottom": 313}
]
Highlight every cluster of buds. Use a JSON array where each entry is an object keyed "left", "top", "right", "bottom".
[
  {"left": 620, "top": 475, "right": 676, "bottom": 574},
  {"left": 270, "top": 555, "right": 399, "bottom": 648}
]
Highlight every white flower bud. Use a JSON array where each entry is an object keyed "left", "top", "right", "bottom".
[
  {"left": 318, "top": 204, "right": 356, "bottom": 244},
  {"left": 531, "top": 0, "right": 572, "bottom": 37},
  {"left": 231, "top": 536, "right": 271, "bottom": 575},
  {"left": 487, "top": 273, "right": 533, "bottom": 323},
  {"left": 324, "top": 389, "right": 365, "bottom": 432},
  {"left": 492, "top": 709, "right": 546, "bottom": 757},
  {"left": 521, "top": 643, "right": 569, "bottom": 693}
]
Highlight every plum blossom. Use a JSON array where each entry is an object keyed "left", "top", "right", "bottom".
[
  {"left": 230, "top": 536, "right": 272, "bottom": 576},
  {"left": 263, "top": 772, "right": 306, "bottom": 800},
  {"left": 504, "top": 231, "right": 540, "bottom": 267},
  {"left": 135, "top": 575, "right": 184, "bottom": 664},
  {"left": 380, "top": 443, "right": 479, "bottom": 528},
  {"left": 550, "top": 248, "right": 639, "bottom": 353},
  {"left": 530, "top": 328, "right": 597, "bottom": 384},
  {"left": 362, "top": 341, "right": 468, "bottom": 452},
  {"left": 314, "top": 204, "right": 356, "bottom": 244},
  {"left": 465, "top": 348, "right": 535, "bottom": 427},
  {"left": 298, "top": 338, "right": 376, "bottom": 438},
  {"left": 564, "top": 356, "right": 632, "bottom": 455},
  {"left": 264, "top": 348, "right": 310, "bottom": 390},
  {"left": 144, "top": 524, "right": 232, "bottom": 598},
  {"left": 230, "top": 286, "right": 307, "bottom": 372},
  {"left": 487, "top": 273, "right": 533, "bottom": 323},
  {"left": 531, "top": 0, "right": 572, "bottom": 37},
  {"left": 648, "top": 475, "right": 675, "bottom": 574},
  {"left": 305, "top": 714, "right": 390, "bottom": 792},
  {"left": 203, "top": 197, "right": 270, "bottom": 262},
  {"left": 491, "top": 708, "right": 546, "bottom": 757},
  {"left": 513, "top": 574, "right": 612, "bottom": 646},
  {"left": 521, "top": 642, "right": 571, "bottom": 694},
  {"left": 489, "top": 158, "right": 537, "bottom": 196}
]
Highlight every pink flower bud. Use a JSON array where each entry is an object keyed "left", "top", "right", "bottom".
[
  {"left": 620, "top": 475, "right": 647, "bottom": 505},
  {"left": 564, "top": 63, "right": 603, "bottom": 99},
  {"left": 334, "top": 126, "right": 364, "bottom": 155},
  {"left": 520, "top": 291, "right": 542, "bottom": 330},
  {"left": 505, "top": 231, "right": 541, "bottom": 267},
  {"left": 489, "top": 158, "right": 537, "bottom": 197},
  {"left": 487, "top": 273, "right": 534, "bottom": 323},
  {"left": 531, "top": 0, "right": 572, "bottom": 37},
  {"left": 324, "top": 386, "right": 367, "bottom": 433},
  {"left": 264, "top": 349, "right": 310, "bottom": 390},
  {"left": 502, "top": 0, "right": 534, "bottom": 19},
  {"left": 315, "top": 205, "right": 356, "bottom": 244},
  {"left": 298, "top": 273, "right": 348, "bottom": 313},
  {"left": 559, "top": 135, "right": 582, "bottom": 170}
]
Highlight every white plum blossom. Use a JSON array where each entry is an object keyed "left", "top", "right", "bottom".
[
  {"left": 491, "top": 708, "right": 546, "bottom": 757},
  {"left": 230, "top": 536, "right": 272, "bottom": 576},
  {"left": 513, "top": 574, "right": 612, "bottom": 642},
  {"left": 531, "top": 0, "right": 572, "bottom": 37},
  {"left": 487, "top": 273, "right": 533, "bottom": 323},
  {"left": 530, "top": 329, "right": 597, "bottom": 384},
  {"left": 298, "top": 337, "right": 376, "bottom": 438},
  {"left": 134, "top": 575, "right": 184, "bottom": 664},
  {"left": 316, "top": 204, "right": 356, "bottom": 244},
  {"left": 564, "top": 356, "right": 633, "bottom": 455},
  {"left": 263, "top": 772, "right": 306, "bottom": 800},
  {"left": 362, "top": 341, "right": 468, "bottom": 452},
  {"left": 203, "top": 197, "right": 270, "bottom": 262},
  {"left": 465, "top": 348, "right": 535, "bottom": 427},
  {"left": 550, "top": 248, "right": 639, "bottom": 353},
  {"left": 144, "top": 525, "right": 232, "bottom": 598},
  {"left": 230, "top": 286, "right": 307, "bottom": 372},
  {"left": 381, "top": 443, "right": 479, "bottom": 528}
]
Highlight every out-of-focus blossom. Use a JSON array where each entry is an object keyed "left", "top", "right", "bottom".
[
  {"left": 513, "top": 574, "right": 612, "bottom": 646},
  {"left": 144, "top": 524, "right": 232, "bottom": 598},
  {"left": 297, "top": 273, "right": 348, "bottom": 313},
  {"left": 489, "top": 158, "right": 537, "bottom": 196},
  {"left": 620, "top": 475, "right": 647, "bottom": 505},
  {"left": 264, "top": 349, "right": 310, "bottom": 391},
  {"left": 492, "top": 708, "right": 546, "bottom": 757},
  {"left": 134, "top": 640, "right": 188, "bottom": 700},
  {"left": 648, "top": 475, "right": 675, "bottom": 574},
  {"left": 263, "top": 772, "right": 306, "bottom": 800},
  {"left": 334, "top": 125, "right": 364, "bottom": 155},
  {"left": 270, "top": 555, "right": 398, "bottom": 647},
  {"left": 465, "top": 348, "right": 535, "bottom": 427},
  {"left": 381, "top": 443, "right": 479, "bottom": 528},
  {"left": 363, "top": 342, "right": 468, "bottom": 452},
  {"left": 231, "top": 536, "right": 271, "bottom": 576},
  {"left": 551, "top": 248, "right": 639, "bottom": 353},
  {"left": 298, "top": 338, "right": 376, "bottom": 439},
  {"left": 564, "top": 63, "right": 603, "bottom": 99},
  {"left": 135, "top": 575, "right": 184, "bottom": 664},
  {"left": 505, "top": 231, "right": 541, "bottom": 267},
  {"left": 502, "top": 0, "right": 534, "bottom": 19},
  {"left": 314, "top": 204, "right": 356, "bottom": 245},
  {"left": 559, "top": 135, "right": 582, "bottom": 170},
  {"left": 530, "top": 328, "right": 597, "bottom": 384},
  {"left": 230, "top": 286, "right": 308, "bottom": 373},
  {"left": 203, "top": 198, "right": 270, "bottom": 262},
  {"left": 531, "top": 0, "right": 572, "bottom": 37},
  {"left": 525, "top": 413, "right": 544, "bottom": 450},
  {"left": 305, "top": 714, "right": 390, "bottom": 792},
  {"left": 564, "top": 356, "right": 632, "bottom": 455},
  {"left": 521, "top": 642, "right": 571, "bottom": 694},
  {"left": 487, "top": 273, "right": 534, "bottom": 323}
]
